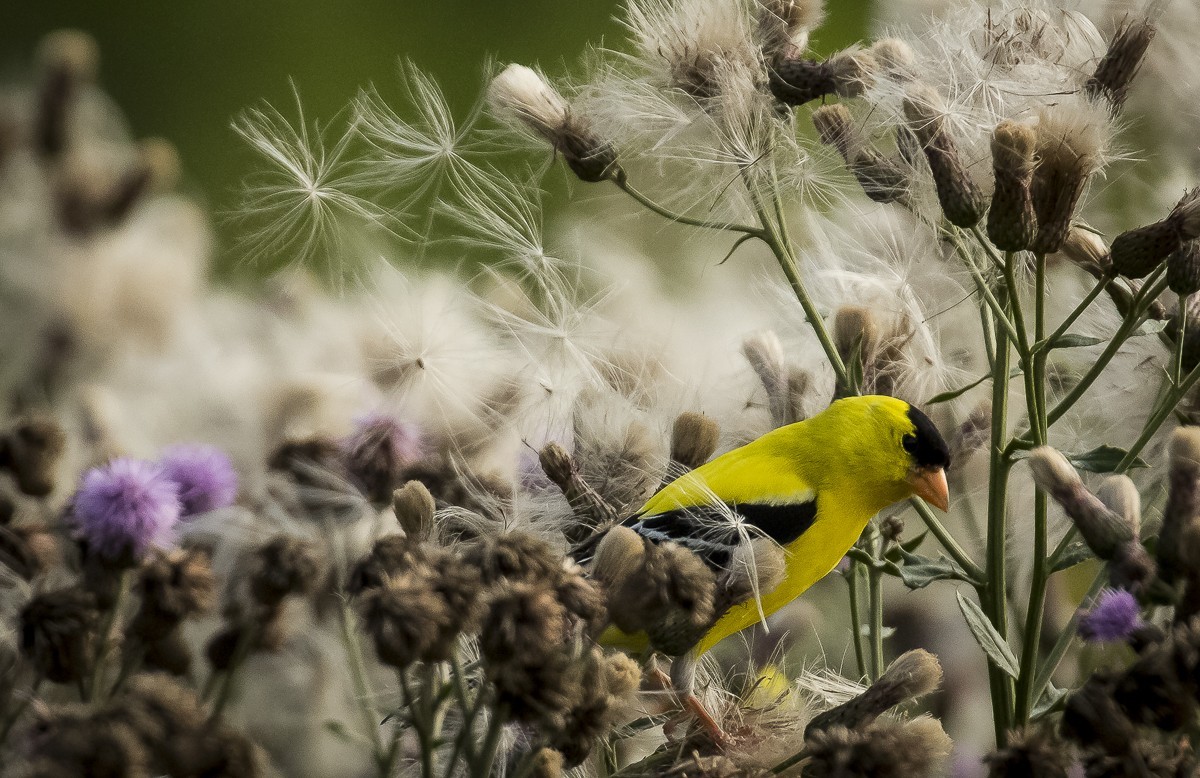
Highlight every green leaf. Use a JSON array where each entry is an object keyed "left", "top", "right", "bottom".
[
  {"left": 1031, "top": 684, "right": 1069, "bottom": 722},
  {"left": 1064, "top": 445, "right": 1147, "bottom": 473},
  {"left": 927, "top": 374, "right": 991, "bottom": 405},
  {"left": 893, "top": 548, "right": 979, "bottom": 589},
  {"left": 1050, "top": 334, "right": 1105, "bottom": 349},
  {"left": 844, "top": 547, "right": 888, "bottom": 572},
  {"left": 324, "top": 720, "right": 358, "bottom": 743},
  {"left": 1136, "top": 320, "right": 1169, "bottom": 337},
  {"left": 956, "top": 589, "right": 1020, "bottom": 679},
  {"left": 885, "top": 531, "right": 929, "bottom": 563},
  {"left": 1051, "top": 539, "right": 1095, "bottom": 573}
]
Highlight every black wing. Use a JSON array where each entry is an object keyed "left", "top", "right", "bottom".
[{"left": 574, "top": 499, "right": 817, "bottom": 570}]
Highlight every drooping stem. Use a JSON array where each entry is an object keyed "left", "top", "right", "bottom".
[{"left": 613, "top": 178, "right": 763, "bottom": 237}]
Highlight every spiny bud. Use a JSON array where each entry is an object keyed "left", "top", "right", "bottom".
[
  {"left": 1157, "top": 428, "right": 1200, "bottom": 585},
  {"left": 1028, "top": 448, "right": 1134, "bottom": 560},
  {"left": 1029, "top": 111, "right": 1103, "bottom": 255},
  {"left": 1084, "top": 16, "right": 1156, "bottom": 113},
  {"left": 1167, "top": 240, "right": 1200, "bottom": 297},
  {"left": 488, "top": 64, "right": 621, "bottom": 183},
  {"left": 987, "top": 121, "right": 1038, "bottom": 252},
  {"left": 769, "top": 49, "right": 875, "bottom": 107},
  {"left": 812, "top": 105, "right": 908, "bottom": 204},
  {"left": 392, "top": 480, "right": 435, "bottom": 541},
  {"left": 0, "top": 415, "right": 67, "bottom": 497},
  {"left": 805, "top": 649, "right": 943, "bottom": 736},
  {"left": 1111, "top": 189, "right": 1200, "bottom": 278},
  {"left": 742, "top": 330, "right": 789, "bottom": 428},
  {"left": 670, "top": 412, "right": 720, "bottom": 472},
  {"left": 903, "top": 85, "right": 984, "bottom": 228}
]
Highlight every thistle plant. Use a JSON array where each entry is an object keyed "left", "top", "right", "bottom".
[{"left": 4, "top": 0, "right": 1200, "bottom": 776}]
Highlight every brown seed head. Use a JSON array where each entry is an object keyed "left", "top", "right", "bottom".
[
  {"left": 359, "top": 572, "right": 455, "bottom": 667},
  {"left": 1030, "top": 110, "right": 1104, "bottom": 254},
  {"left": 1028, "top": 447, "right": 1134, "bottom": 561},
  {"left": 1112, "top": 624, "right": 1198, "bottom": 731},
  {"left": 131, "top": 548, "right": 217, "bottom": 641},
  {"left": 1167, "top": 240, "right": 1200, "bottom": 297},
  {"left": 805, "top": 717, "right": 952, "bottom": 778},
  {"left": 528, "top": 747, "right": 565, "bottom": 778},
  {"left": 463, "top": 531, "right": 564, "bottom": 588},
  {"left": 903, "top": 85, "right": 984, "bottom": 228},
  {"left": 0, "top": 416, "right": 67, "bottom": 497},
  {"left": 757, "top": 0, "right": 826, "bottom": 60},
  {"left": 20, "top": 586, "right": 99, "bottom": 684},
  {"left": 1158, "top": 428, "right": 1200, "bottom": 585},
  {"left": 1059, "top": 673, "right": 1136, "bottom": 752},
  {"left": 26, "top": 706, "right": 149, "bottom": 778},
  {"left": 347, "top": 534, "right": 425, "bottom": 594},
  {"left": 246, "top": 537, "right": 325, "bottom": 609},
  {"left": 805, "top": 649, "right": 943, "bottom": 736},
  {"left": 984, "top": 724, "right": 1075, "bottom": 778},
  {"left": 1085, "top": 17, "right": 1156, "bottom": 113}
]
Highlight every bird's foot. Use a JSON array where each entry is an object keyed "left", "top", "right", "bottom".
[{"left": 682, "top": 693, "right": 732, "bottom": 749}]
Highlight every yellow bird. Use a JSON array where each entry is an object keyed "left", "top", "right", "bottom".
[{"left": 586, "top": 395, "right": 950, "bottom": 717}]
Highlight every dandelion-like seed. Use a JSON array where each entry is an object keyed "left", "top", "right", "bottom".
[
  {"left": 158, "top": 444, "right": 239, "bottom": 518},
  {"left": 74, "top": 458, "right": 181, "bottom": 561},
  {"left": 233, "top": 85, "right": 390, "bottom": 279}
]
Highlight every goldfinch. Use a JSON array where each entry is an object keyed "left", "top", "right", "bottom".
[{"left": 589, "top": 394, "right": 951, "bottom": 657}]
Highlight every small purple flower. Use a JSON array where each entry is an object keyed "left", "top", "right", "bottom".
[
  {"left": 1078, "top": 588, "right": 1142, "bottom": 642},
  {"left": 348, "top": 413, "right": 424, "bottom": 463},
  {"left": 74, "top": 458, "right": 180, "bottom": 560},
  {"left": 158, "top": 443, "right": 239, "bottom": 517}
]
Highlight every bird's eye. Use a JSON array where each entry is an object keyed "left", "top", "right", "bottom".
[{"left": 902, "top": 433, "right": 918, "bottom": 454}]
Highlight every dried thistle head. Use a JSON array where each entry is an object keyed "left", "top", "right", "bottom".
[
  {"left": 1057, "top": 226, "right": 1112, "bottom": 277},
  {"left": 1167, "top": 241, "right": 1200, "bottom": 297},
  {"left": 359, "top": 571, "right": 456, "bottom": 667},
  {"left": 984, "top": 724, "right": 1075, "bottom": 778},
  {"left": 987, "top": 121, "right": 1038, "bottom": 252},
  {"left": 1085, "top": 15, "right": 1157, "bottom": 113},
  {"left": 805, "top": 649, "right": 943, "bottom": 736},
  {"left": 347, "top": 534, "right": 425, "bottom": 594},
  {"left": 25, "top": 705, "right": 149, "bottom": 778},
  {"left": 20, "top": 586, "right": 99, "bottom": 684},
  {"left": 463, "top": 531, "right": 564, "bottom": 587},
  {"left": 812, "top": 105, "right": 909, "bottom": 204},
  {"left": 804, "top": 717, "right": 952, "bottom": 778},
  {"left": 489, "top": 64, "right": 621, "bottom": 183},
  {"left": 770, "top": 48, "right": 876, "bottom": 107},
  {"left": 903, "top": 84, "right": 984, "bottom": 228},
  {"left": 130, "top": 547, "right": 217, "bottom": 641},
  {"left": 671, "top": 412, "right": 721, "bottom": 472},
  {"left": 0, "top": 416, "right": 66, "bottom": 497},
  {"left": 246, "top": 536, "right": 326, "bottom": 609},
  {"left": 1029, "top": 108, "right": 1105, "bottom": 255},
  {"left": 343, "top": 414, "right": 422, "bottom": 506},
  {"left": 757, "top": 0, "right": 825, "bottom": 61}
]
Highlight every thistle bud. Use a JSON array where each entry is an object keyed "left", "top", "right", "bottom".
[
  {"left": 757, "top": 0, "right": 826, "bottom": 61},
  {"left": 870, "top": 38, "right": 916, "bottom": 82},
  {"left": 1111, "top": 221, "right": 1184, "bottom": 279},
  {"left": 392, "top": 480, "right": 435, "bottom": 541},
  {"left": 805, "top": 649, "right": 943, "bottom": 736},
  {"left": 20, "top": 586, "right": 99, "bottom": 684},
  {"left": 1167, "top": 241, "right": 1200, "bottom": 297},
  {"left": 1028, "top": 447, "right": 1134, "bottom": 561},
  {"left": 246, "top": 537, "right": 325, "bottom": 609},
  {"left": 984, "top": 725, "right": 1075, "bottom": 778},
  {"left": 987, "top": 121, "right": 1037, "bottom": 252},
  {"left": 769, "top": 49, "right": 875, "bottom": 107},
  {"left": 805, "top": 718, "right": 952, "bottom": 778},
  {"left": 1157, "top": 428, "right": 1200, "bottom": 586},
  {"left": 742, "top": 330, "right": 789, "bottom": 428},
  {"left": 488, "top": 64, "right": 621, "bottom": 183},
  {"left": 903, "top": 85, "right": 984, "bottom": 228},
  {"left": 1084, "top": 16, "right": 1156, "bottom": 113},
  {"left": 669, "top": 412, "right": 720, "bottom": 473},
  {"left": 1029, "top": 111, "right": 1103, "bottom": 255},
  {"left": 1097, "top": 475, "right": 1141, "bottom": 534}
]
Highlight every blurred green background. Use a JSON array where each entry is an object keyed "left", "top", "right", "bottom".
[{"left": 2, "top": 1, "right": 871, "bottom": 271}]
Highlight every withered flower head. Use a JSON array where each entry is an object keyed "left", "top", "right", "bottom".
[
  {"left": 903, "top": 85, "right": 984, "bottom": 228},
  {"left": 20, "top": 586, "right": 99, "bottom": 683},
  {"left": 1157, "top": 428, "right": 1200, "bottom": 586},
  {"left": 25, "top": 705, "right": 149, "bottom": 778},
  {"left": 1029, "top": 109, "right": 1104, "bottom": 255},
  {"left": 246, "top": 536, "right": 325, "bottom": 609},
  {"left": 343, "top": 414, "right": 422, "bottom": 506},
  {"left": 34, "top": 30, "right": 99, "bottom": 159},
  {"left": 489, "top": 64, "right": 621, "bottom": 183},
  {"left": 347, "top": 533, "right": 425, "bottom": 594},
  {"left": 804, "top": 717, "right": 952, "bottom": 778},
  {"left": 463, "top": 531, "right": 564, "bottom": 587},
  {"left": 812, "top": 106, "right": 909, "bottom": 205},
  {"left": 359, "top": 572, "right": 455, "bottom": 667},
  {"left": 1060, "top": 673, "right": 1136, "bottom": 753},
  {"left": 1167, "top": 240, "right": 1200, "bottom": 297},
  {"left": 0, "top": 416, "right": 67, "bottom": 497},
  {"left": 131, "top": 547, "right": 217, "bottom": 641},
  {"left": 757, "top": 0, "right": 825, "bottom": 61},
  {"left": 528, "top": 747, "right": 565, "bottom": 778},
  {"left": 987, "top": 121, "right": 1038, "bottom": 252},
  {"left": 805, "top": 649, "right": 943, "bottom": 736},
  {"left": 1110, "top": 190, "right": 1200, "bottom": 279},
  {"left": 1028, "top": 448, "right": 1136, "bottom": 561},
  {"left": 1112, "top": 620, "right": 1199, "bottom": 732},
  {"left": 1084, "top": 16, "right": 1157, "bottom": 113},
  {"left": 769, "top": 49, "right": 876, "bottom": 107},
  {"left": 984, "top": 724, "right": 1075, "bottom": 778}
]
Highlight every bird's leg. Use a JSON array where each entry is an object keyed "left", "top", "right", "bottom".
[{"left": 667, "top": 654, "right": 731, "bottom": 749}]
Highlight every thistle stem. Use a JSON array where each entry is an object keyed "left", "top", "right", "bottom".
[
  {"left": 87, "top": 569, "right": 131, "bottom": 703},
  {"left": 614, "top": 178, "right": 763, "bottom": 237},
  {"left": 338, "top": 600, "right": 388, "bottom": 768},
  {"left": 867, "top": 528, "right": 886, "bottom": 681},
  {"left": 986, "top": 290, "right": 1015, "bottom": 743},
  {"left": 846, "top": 560, "right": 869, "bottom": 680}
]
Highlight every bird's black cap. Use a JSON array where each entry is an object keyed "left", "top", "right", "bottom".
[{"left": 903, "top": 405, "right": 951, "bottom": 470}]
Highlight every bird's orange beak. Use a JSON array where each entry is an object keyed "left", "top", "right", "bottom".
[{"left": 909, "top": 467, "right": 950, "bottom": 512}]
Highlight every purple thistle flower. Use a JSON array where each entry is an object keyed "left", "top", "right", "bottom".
[
  {"left": 158, "top": 443, "right": 239, "bottom": 518},
  {"left": 348, "top": 412, "right": 424, "bottom": 463},
  {"left": 74, "top": 458, "right": 180, "bottom": 560},
  {"left": 1078, "top": 588, "right": 1142, "bottom": 643}
]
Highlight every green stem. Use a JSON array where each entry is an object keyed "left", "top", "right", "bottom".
[
  {"left": 771, "top": 747, "right": 810, "bottom": 775},
  {"left": 400, "top": 672, "right": 435, "bottom": 778},
  {"left": 985, "top": 294, "right": 1015, "bottom": 743},
  {"left": 444, "top": 653, "right": 481, "bottom": 777},
  {"left": 614, "top": 178, "right": 763, "bottom": 237},
  {"left": 209, "top": 620, "right": 260, "bottom": 722},
  {"left": 1175, "top": 296, "right": 1189, "bottom": 384},
  {"left": 87, "top": 570, "right": 131, "bottom": 703},
  {"left": 338, "top": 601, "right": 388, "bottom": 768},
  {"left": 868, "top": 539, "right": 885, "bottom": 681},
  {"left": 476, "top": 701, "right": 509, "bottom": 775},
  {"left": 1030, "top": 570, "right": 1107, "bottom": 707},
  {"left": 1035, "top": 273, "right": 1114, "bottom": 355},
  {"left": 909, "top": 498, "right": 984, "bottom": 582},
  {"left": 847, "top": 560, "right": 868, "bottom": 680}
]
